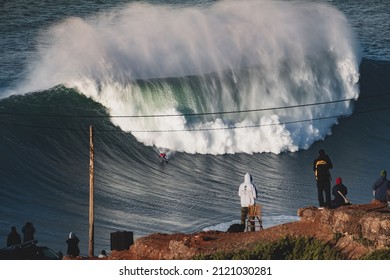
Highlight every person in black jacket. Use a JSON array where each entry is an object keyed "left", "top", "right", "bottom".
[
  {"left": 66, "top": 232, "right": 80, "bottom": 258},
  {"left": 21, "top": 222, "right": 35, "bottom": 243},
  {"left": 313, "top": 149, "right": 333, "bottom": 208},
  {"left": 331, "top": 177, "right": 349, "bottom": 208},
  {"left": 7, "top": 226, "right": 22, "bottom": 247}
]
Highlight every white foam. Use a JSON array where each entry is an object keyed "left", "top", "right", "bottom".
[{"left": 17, "top": 0, "right": 361, "bottom": 154}]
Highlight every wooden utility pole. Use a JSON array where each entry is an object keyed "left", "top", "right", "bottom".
[{"left": 89, "top": 125, "right": 95, "bottom": 257}]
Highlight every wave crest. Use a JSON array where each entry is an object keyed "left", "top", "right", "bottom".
[{"left": 19, "top": 0, "right": 361, "bottom": 154}]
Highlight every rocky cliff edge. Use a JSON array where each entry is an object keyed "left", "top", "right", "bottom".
[{"left": 107, "top": 201, "right": 389, "bottom": 260}]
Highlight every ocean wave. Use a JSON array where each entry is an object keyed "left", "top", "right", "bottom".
[{"left": 16, "top": 0, "right": 361, "bottom": 155}]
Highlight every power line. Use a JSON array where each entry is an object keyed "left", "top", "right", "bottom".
[
  {"left": 1, "top": 91, "right": 390, "bottom": 119},
  {"left": 123, "top": 105, "right": 390, "bottom": 133},
  {"left": 2, "top": 104, "right": 390, "bottom": 133},
  {"left": 0, "top": 121, "right": 86, "bottom": 132},
  {"left": 0, "top": 96, "right": 364, "bottom": 119},
  {"left": 1, "top": 92, "right": 390, "bottom": 132}
]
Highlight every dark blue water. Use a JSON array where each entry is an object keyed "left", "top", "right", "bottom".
[{"left": 0, "top": 0, "right": 389, "bottom": 256}]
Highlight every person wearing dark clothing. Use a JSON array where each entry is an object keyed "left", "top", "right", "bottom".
[
  {"left": 331, "top": 177, "right": 349, "bottom": 208},
  {"left": 66, "top": 232, "right": 80, "bottom": 257},
  {"left": 313, "top": 149, "right": 333, "bottom": 208},
  {"left": 22, "top": 222, "right": 35, "bottom": 243},
  {"left": 159, "top": 153, "right": 168, "bottom": 163},
  {"left": 159, "top": 153, "right": 166, "bottom": 160},
  {"left": 372, "top": 170, "right": 390, "bottom": 203},
  {"left": 7, "top": 226, "right": 22, "bottom": 247},
  {"left": 98, "top": 250, "right": 107, "bottom": 258}
]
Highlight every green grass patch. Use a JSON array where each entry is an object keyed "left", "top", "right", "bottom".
[
  {"left": 359, "top": 249, "right": 390, "bottom": 260},
  {"left": 194, "top": 236, "right": 344, "bottom": 260}
]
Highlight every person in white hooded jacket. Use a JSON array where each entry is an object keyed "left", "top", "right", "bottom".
[{"left": 238, "top": 173, "right": 258, "bottom": 229}]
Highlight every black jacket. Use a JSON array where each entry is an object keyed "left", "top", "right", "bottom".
[
  {"left": 331, "top": 183, "right": 348, "bottom": 208},
  {"left": 7, "top": 232, "right": 21, "bottom": 247},
  {"left": 66, "top": 237, "right": 80, "bottom": 257},
  {"left": 313, "top": 155, "right": 333, "bottom": 182}
]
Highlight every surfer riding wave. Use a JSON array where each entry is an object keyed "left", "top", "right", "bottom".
[{"left": 159, "top": 153, "right": 168, "bottom": 163}]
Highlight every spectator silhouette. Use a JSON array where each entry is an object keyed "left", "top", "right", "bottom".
[
  {"left": 372, "top": 170, "right": 390, "bottom": 203},
  {"left": 331, "top": 177, "right": 350, "bottom": 208},
  {"left": 22, "top": 222, "right": 35, "bottom": 243},
  {"left": 98, "top": 249, "right": 107, "bottom": 258},
  {"left": 66, "top": 232, "right": 80, "bottom": 258},
  {"left": 313, "top": 149, "right": 333, "bottom": 208},
  {"left": 7, "top": 226, "right": 22, "bottom": 247}
]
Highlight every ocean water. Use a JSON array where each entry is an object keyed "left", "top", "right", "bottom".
[{"left": 0, "top": 0, "right": 389, "bottom": 256}]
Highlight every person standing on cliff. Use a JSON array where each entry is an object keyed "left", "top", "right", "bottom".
[
  {"left": 21, "top": 222, "right": 35, "bottom": 243},
  {"left": 66, "top": 232, "right": 80, "bottom": 258},
  {"left": 238, "top": 173, "right": 257, "bottom": 229},
  {"left": 7, "top": 226, "right": 22, "bottom": 247},
  {"left": 371, "top": 170, "right": 390, "bottom": 203},
  {"left": 313, "top": 149, "right": 333, "bottom": 208}
]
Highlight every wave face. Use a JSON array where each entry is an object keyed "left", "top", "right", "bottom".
[
  {"left": 1, "top": 58, "right": 389, "bottom": 255},
  {"left": 16, "top": 0, "right": 361, "bottom": 154}
]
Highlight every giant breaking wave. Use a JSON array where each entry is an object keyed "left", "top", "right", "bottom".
[{"left": 16, "top": 0, "right": 361, "bottom": 154}]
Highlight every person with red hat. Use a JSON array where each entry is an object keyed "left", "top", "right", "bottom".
[{"left": 331, "top": 177, "right": 350, "bottom": 208}]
